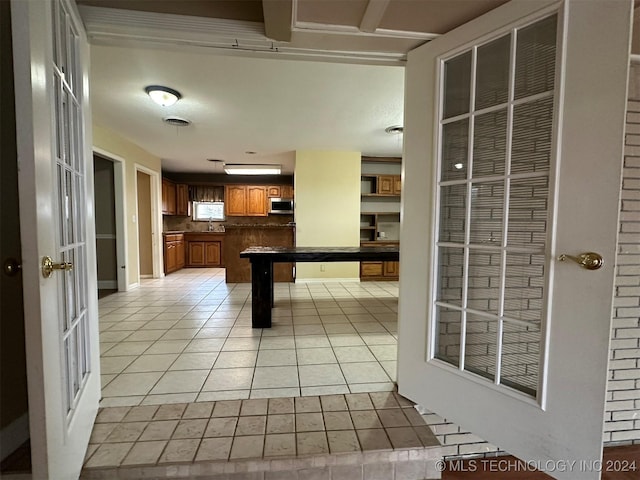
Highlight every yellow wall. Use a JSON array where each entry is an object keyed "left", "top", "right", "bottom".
[
  {"left": 92, "top": 124, "right": 162, "bottom": 287},
  {"left": 295, "top": 151, "right": 361, "bottom": 280}
]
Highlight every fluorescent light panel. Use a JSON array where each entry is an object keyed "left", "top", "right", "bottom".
[{"left": 224, "top": 164, "right": 281, "bottom": 175}]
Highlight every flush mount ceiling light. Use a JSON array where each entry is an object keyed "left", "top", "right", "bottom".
[
  {"left": 385, "top": 125, "right": 404, "bottom": 134},
  {"left": 145, "top": 85, "right": 181, "bottom": 106},
  {"left": 224, "top": 164, "right": 281, "bottom": 175}
]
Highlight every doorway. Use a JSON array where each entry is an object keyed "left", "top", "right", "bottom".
[
  {"left": 93, "top": 151, "right": 127, "bottom": 294},
  {"left": 136, "top": 170, "right": 153, "bottom": 279}
]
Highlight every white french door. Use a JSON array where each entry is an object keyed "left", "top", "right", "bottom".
[
  {"left": 13, "top": 0, "right": 100, "bottom": 478},
  {"left": 398, "top": 1, "right": 631, "bottom": 478}
]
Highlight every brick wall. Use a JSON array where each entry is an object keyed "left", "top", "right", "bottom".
[{"left": 603, "top": 64, "right": 640, "bottom": 445}]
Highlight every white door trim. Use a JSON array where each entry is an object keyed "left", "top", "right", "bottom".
[
  {"left": 93, "top": 147, "right": 128, "bottom": 292},
  {"left": 134, "top": 163, "right": 163, "bottom": 280}
]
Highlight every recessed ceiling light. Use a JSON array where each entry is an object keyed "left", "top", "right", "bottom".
[
  {"left": 385, "top": 125, "right": 404, "bottom": 134},
  {"left": 163, "top": 116, "right": 191, "bottom": 127},
  {"left": 145, "top": 85, "right": 181, "bottom": 106}
]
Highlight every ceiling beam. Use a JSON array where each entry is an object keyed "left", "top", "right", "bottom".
[
  {"left": 263, "top": 0, "right": 293, "bottom": 42},
  {"left": 359, "top": 0, "right": 392, "bottom": 33}
]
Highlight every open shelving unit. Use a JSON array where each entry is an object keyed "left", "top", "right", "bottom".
[{"left": 360, "top": 156, "right": 402, "bottom": 280}]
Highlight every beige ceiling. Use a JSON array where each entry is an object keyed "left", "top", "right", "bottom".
[{"left": 80, "top": 0, "right": 523, "bottom": 174}]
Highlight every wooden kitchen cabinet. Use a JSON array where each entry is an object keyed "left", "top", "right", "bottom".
[
  {"left": 175, "top": 183, "right": 190, "bottom": 216},
  {"left": 393, "top": 176, "right": 402, "bottom": 195},
  {"left": 268, "top": 185, "right": 294, "bottom": 199},
  {"left": 377, "top": 175, "right": 395, "bottom": 195},
  {"left": 361, "top": 262, "right": 383, "bottom": 278},
  {"left": 184, "top": 233, "right": 224, "bottom": 267},
  {"left": 225, "top": 186, "right": 246, "bottom": 216},
  {"left": 281, "top": 185, "right": 294, "bottom": 199},
  {"left": 163, "top": 233, "right": 184, "bottom": 274},
  {"left": 360, "top": 260, "right": 399, "bottom": 280},
  {"left": 162, "top": 178, "right": 176, "bottom": 215},
  {"left": 176, "top": 239, "right": 185, "bottom": 269},
  {"left": 225, "top": 185, "right": 267, "bottom": 216},
  {"left": 246, "top": 186, "right": 267, "bottom": 216},
  {"left": 205, "top": 242, "right": 221, "bottom": 265},
  {"left": 383, "top": 261, "right": 399, "bottom": 277},
  {"left": 359, "top": 240, "right": 399, "bottom": 281},
  {"left": 187, "top": 241, "right": 222, "bottom": 266},
  {"left": 267, "top": 186, "right": 281, "bottom": 198}
]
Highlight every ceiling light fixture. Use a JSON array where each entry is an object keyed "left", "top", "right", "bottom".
[
  {"left": 145, "top": 85, "right": 182, "bottom": 106},
  {"left": 454, "top": 163, "right": 464, "bottom": 170},
  {"left": 224, "top": 164, "right": 281, "bottom": 175}
]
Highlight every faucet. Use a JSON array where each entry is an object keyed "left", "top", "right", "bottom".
[{"left": 208, "top": 218, "right": 214, "bottom": 231}]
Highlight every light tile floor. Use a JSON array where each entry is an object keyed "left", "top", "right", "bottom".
[
  {"left": 82, "top": 392, "right": 441, "bottom": 475},
  {"left": 99, "top": 268, "right": 400, "bottom": 407}
]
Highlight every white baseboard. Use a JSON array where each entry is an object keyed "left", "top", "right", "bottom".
[
  {"left": 98, "top": 280, "right": 117, "bottom": 289},
  {"left": 295, "top": 277, "right": 361, "bottom": 284},
  {"left": 0, "top": 413, "right": 29, "bottom": 462},
  {"left": 139, "top": 274, "right": 153, "bottom": 279},
  {"left": 126, "top": 282, "right": 140, "bottom": 291}
]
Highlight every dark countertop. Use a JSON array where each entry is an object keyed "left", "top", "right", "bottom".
[
  {"left": 240, "top": 246, "right": 399, "bottom": 263},
  {"left": 164, "top": 231, "right": 226, "bottom": 235},
  {"left": 225, "top": 224, "right": 295, "bottom": 229}
]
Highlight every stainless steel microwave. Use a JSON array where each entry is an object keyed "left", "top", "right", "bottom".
[{"left": 269, "top": 198, "right": 294, "bottom": 214}]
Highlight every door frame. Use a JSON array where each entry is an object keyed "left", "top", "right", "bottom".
[
  {"left": 134, "top": 163, "right": 163, "bottom": 281},
  {"left": 93, "top": 147, "right": 128, "bottom": 292}
]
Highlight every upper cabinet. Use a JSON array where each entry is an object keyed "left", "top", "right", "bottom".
[
  {"left": 162, "top": 178, "right": 189, "bottom": 216},
  {"left": 225, "top": 185, "right": 247, "bottom": 216},
  {"left": 162, "top": 178, "right": 176, "bottom": 215},
  {"left": 176, "top": 183, "right": 189, "bottom": 216},
  {"left": 267, "top": 186, "right": 281, "bottom": 198},
  {"left": 268, "top": 185, "right": 294, "bottom": 199},
  {"left": 246, "top": 186, "right": 268, "bottom": 216},
  {"left": 281, "top": 185, "right": 294, "bottom": 199},
  {"left": 225, "top": 185, "right": 268, "bottom": 216}
]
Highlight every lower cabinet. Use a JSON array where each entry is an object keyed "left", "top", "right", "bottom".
[
  {"left": 164, "top": 233, "right": 184, "bottom": 275},
  {"left": 359, "top": 241, "right": 399, "bottom": 281},
  {"left": 184, "top": 233, "right": 224, "bottom": 267},
  {"left": 187, "top": 241, "right": 221, "bottom": 266},
  {"left": 360, "top": 260, "right": 399, "bottom": 280}
]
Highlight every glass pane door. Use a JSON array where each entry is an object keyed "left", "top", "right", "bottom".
[
  {"left": 53, "top": 0, "right": 91, "bottom": 417},
  {"left": 434, "top": 15, "right": 557, "bottom": 399}
]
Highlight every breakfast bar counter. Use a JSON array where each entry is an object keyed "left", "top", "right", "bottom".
[{"left": 240, "top": 246, "right": 400, "bottom": 328}]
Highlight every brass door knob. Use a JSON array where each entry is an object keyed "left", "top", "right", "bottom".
[
  {"left": 42, "top": 256, "right": 73, "bottom": 278},
  {"left": 557, "top": 252, "right": 603, "bottom": 270}
]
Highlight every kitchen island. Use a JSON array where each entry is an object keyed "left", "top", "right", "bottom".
[
  {"left": 240, "top": 246, "right": 400, "bottom": 328},
  {"left": 223, "top": 224, "right": 295, "bottom": 284}
]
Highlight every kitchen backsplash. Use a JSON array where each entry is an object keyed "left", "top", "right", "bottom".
[{"left": 163, "top": 214, "right": 293, "bottom": 232}]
